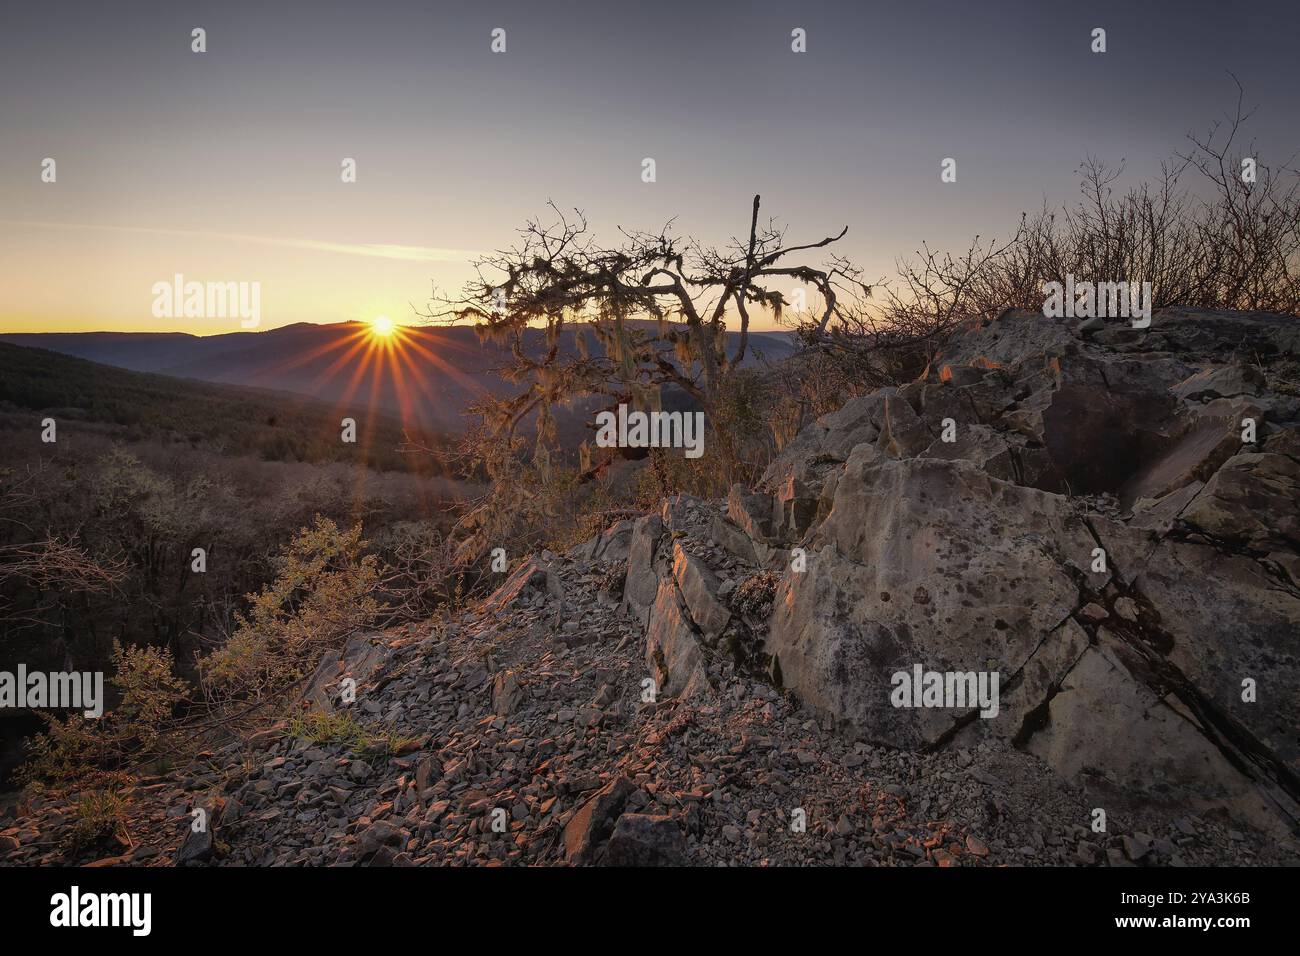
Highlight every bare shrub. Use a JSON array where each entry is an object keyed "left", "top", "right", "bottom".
[
  {"left": 799, "top": 79, "right": 1300, "bottom": 386},
  {"left": 732, "top": 571, "right": 779, "bottom": 621}
]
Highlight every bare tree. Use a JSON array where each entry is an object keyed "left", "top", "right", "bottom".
[{"left": 422, "top": 195, "right": 868, "bottom": 436}]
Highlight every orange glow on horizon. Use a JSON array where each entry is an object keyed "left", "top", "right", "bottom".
[{"left": 260, "top": 318, "right": 487, "bottom": 435}]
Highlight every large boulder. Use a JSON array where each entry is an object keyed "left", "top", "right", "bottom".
[
  {"left": 753, "top": 307, "right": 1300, "bottom": 830},
  {"left": 1024, "top": 633, "right": 1282, "bottom": 829},
  {"left": 769, "top": 450, "right": 1100, "bottom": 749},
  {"left": 571, "top": 519, "right": 635, "bottom": 565},
  {"left": 1179, "top": 451, "right": 1300, "bottom": 551}
]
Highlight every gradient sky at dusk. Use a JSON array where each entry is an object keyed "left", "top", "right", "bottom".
[{"left": 2, "top": 0, "right": 1298, "bottom": 334}]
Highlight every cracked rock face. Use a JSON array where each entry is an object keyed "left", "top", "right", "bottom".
[
  {"left": 769, "top": 450, "right": 1099, "bottom": 751},
  {"left": 751, "top": 309, "right": 1300, "bottom": 832},
  {"left": 627, "top": 495, "right": 767, "bottom": 700}
]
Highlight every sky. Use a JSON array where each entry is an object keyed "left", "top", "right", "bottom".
[{"left": 1, "top": 0, "right": 1298, "bottom": 335}]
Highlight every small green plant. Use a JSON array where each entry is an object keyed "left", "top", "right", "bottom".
[
  {"left": 287, "top": 709, "right": 367, "bottom": 748},
  {"left": 68, "top": 790, "right": 128, "bottom": 851},
  {"left": 286, "top": 711, "right": 420, "bottom": 758}
]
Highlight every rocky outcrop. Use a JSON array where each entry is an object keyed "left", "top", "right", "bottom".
[
  {"left": 623, "top": 496, "right": 763, "bottom": 700},
  {"left": 622, "top": 514, "right": 663, "bottom": 626},
  {"left": 569, "top": 520, "right": 634, "bottom": 565},
  {"left": 736, "top": 308, "right": 1300, "bottom": 833},
  {"left": 769, "top": 449, "right": 1100, "bottom": 749},
  {"left": 481, "top": 555, "right": 565, "bottom": 614},
  {"left": 300, "top": 632, "right": 397, "bottom": 714}
]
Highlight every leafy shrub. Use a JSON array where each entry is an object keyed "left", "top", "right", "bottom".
[
  {"left": 20, "top": 641, "right": 190, "bottom": 785},
  {"left": 201, "top": 516, "right": 381, "bottom": 704}
]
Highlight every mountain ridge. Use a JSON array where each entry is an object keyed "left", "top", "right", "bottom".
[{"left": 0, "top": 322, "right": 797, "bottom": 433}]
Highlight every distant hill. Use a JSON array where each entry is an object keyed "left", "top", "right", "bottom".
[
  {"left": 0, "top": 331, "right": 246, "bottom": 375},
  {"left": 0, "top": 342, "right": 449, "bottom": 474},
  {"left": 0, "top": 322, "right": 797, "bottom": 433}
]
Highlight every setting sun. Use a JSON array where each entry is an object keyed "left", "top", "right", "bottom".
[{"left": 370, "top": 315, "right": 396, "bottom": 337}]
